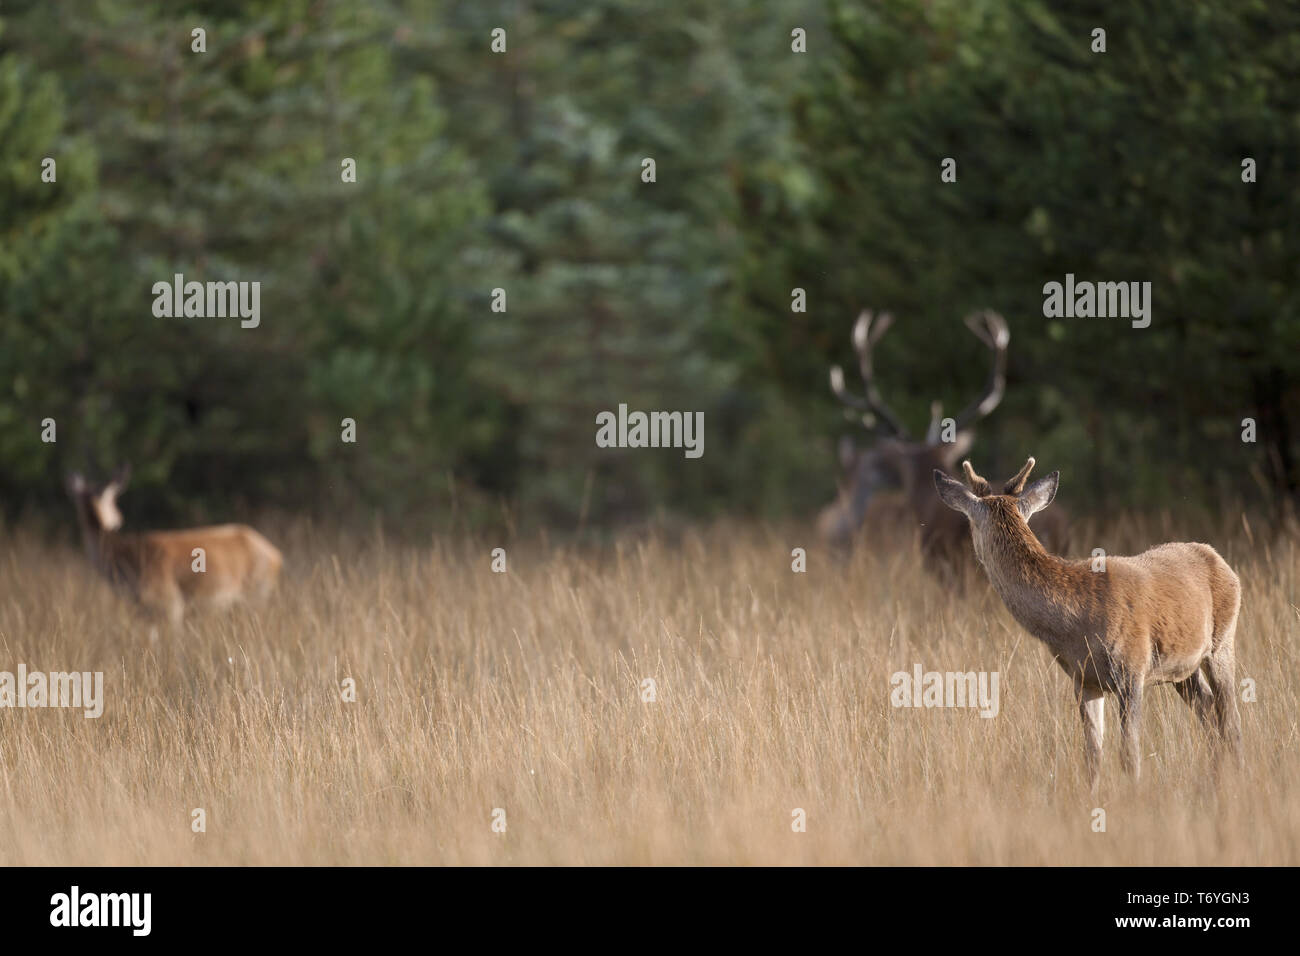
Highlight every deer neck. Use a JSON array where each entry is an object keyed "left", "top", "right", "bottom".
[
  {"left": 79, "top": 521, "right": 143, "bottom": 589},
  {"left": 979, "top": 514, "right": 1087, "bottom": 651},
  {"left": 74, "top": 509, "right": 105, "bottom": 569}
]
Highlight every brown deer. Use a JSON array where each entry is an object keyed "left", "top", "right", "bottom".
[
  {"left": 820, "top": 309, "right": 1066, "bottom": 577},
  {"left": 66, "top": 466, "right": 283, "bottom": 634},
  {"left": 933, "top": 458, "right": 1243, "bottom": 793}
]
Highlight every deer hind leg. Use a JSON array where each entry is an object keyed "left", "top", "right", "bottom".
[
  {"left": 1203, "top": 573, "right": 1244, "bottom": 771},
  {"left": 1077, "top": 684, "right": 1105, "bottom": 796},
  {"left": 251, "top": 539, "right": 283, "bottom": 603},
  {"left": 1203, "top": 645, "right": 1244, "bottom": 771},
  {"left": 1116, "top": 679, "right": 1144, "bottom": 783},
  {"left": 253, "top": 562, "right": 279, "bottom": 602},
  {"left": 1174, "top": 669, "right": 1216, "bottom": 736}
]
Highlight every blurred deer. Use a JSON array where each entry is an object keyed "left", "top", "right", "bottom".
[
  {"left": 819, "top": 309, "right": 1064, "bottom": 577},
  {"left": 934, "top": 458, "right": 1242, "bottom": 793},
  {"left": 66, "top": 465, "right": 283, "bottom": 635}
]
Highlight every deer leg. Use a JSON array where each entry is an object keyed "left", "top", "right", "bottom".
[
  {"left": 166, "top": 595, "right": 184, "bottom": 631},
  {"left": 1175, "top": 669, "right": 1217, "bottom": 741},
  {"left": 136, "top": 597, "right": 166, "bottom": 644},
  {"left": 1077, "top": 685, "right": 1105, "bottom": 796},
  {"left": 141, "top": 581, "right": 184, "bottom": 637},
  {"left": 1203, "top": 648, "right": 1244, "bottom": 771},
  {"left": 1116, "top": 680, "right": 1144, "bottom": 782}
]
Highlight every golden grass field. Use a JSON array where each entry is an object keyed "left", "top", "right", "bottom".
[{"left": 1, "top": 512, "right": 1297, "bottom": 865}]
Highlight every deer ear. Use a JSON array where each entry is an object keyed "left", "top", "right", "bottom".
[
  {"left": 1016, "top": 472, "right": 1059, "bottom": 518},
  {"left": 934, "top": 469, "right": 979, "bottom": 515}
]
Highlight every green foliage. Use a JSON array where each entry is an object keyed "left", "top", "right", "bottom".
[
  {"left": 2, "top": 0, "right": 494, "bottom": 526},
  {"left": 740, "top": 0, "right": 1300, "bottom": 512},
  {"left": 1, "top": 0, "right": 1297, "bottom": 532}
]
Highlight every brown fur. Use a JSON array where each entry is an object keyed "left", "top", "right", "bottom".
[
  {"left": 67, "top": 469, "right": 282, "bottom": 631},
  {"left": 934, "top": 458, "right": 1242, "bottom": 793}
]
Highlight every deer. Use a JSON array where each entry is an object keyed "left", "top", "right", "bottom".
[
  {"left": 819, "top": 309, "right": 1067, "bottom": 578},
  {"left": 66, "top": 465, "right": 283, "bottom": 635},
  {"left": 933, "top": 458, "right": 1243, "bottom": 793}
]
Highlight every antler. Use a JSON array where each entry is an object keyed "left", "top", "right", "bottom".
[
  {"left": 925, "top": 400, "right": 944, "bottom": 444},
  {"left": 828, "top": 310, "right": 910, "bottom": 438},
  {"left": 961, "top": 460, "right": 992, "bottom": 496},
  {"left": 1004, "top": 457, "right": 1036, "bottom": 495},
  {"left": 950, "top": 310, "right": 1009, "bottom": 431}
]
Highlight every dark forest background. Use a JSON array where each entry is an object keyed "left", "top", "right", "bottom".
[{"left": 2, "top": 0, "right": 1298, "bottom": 535}]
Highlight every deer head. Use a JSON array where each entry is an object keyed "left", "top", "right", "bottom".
[
  {"left": 820, "top": 309, "right": 1009, "bottom": 563},
  {"left": 932, "top": 457, "right": 1059, "bottom": 569},
  {"left": 66, "top": 464, "right": 132, "bottom": 537}
]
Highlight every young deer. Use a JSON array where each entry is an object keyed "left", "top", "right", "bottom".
[
  {"left": 933, "top": 458, "right": 1242, "bottom": 792},
  {"left": 66, "top": 466, "right": 283, "bottom": 634}
]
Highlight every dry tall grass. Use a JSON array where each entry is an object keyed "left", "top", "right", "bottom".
[{"left": 0, "top": 515, "right": 1296, "bottom": 865}]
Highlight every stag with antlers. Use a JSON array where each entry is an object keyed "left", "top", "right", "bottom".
[{"left": 818, "top": 309, "right": 1066, "bottom": 577}]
